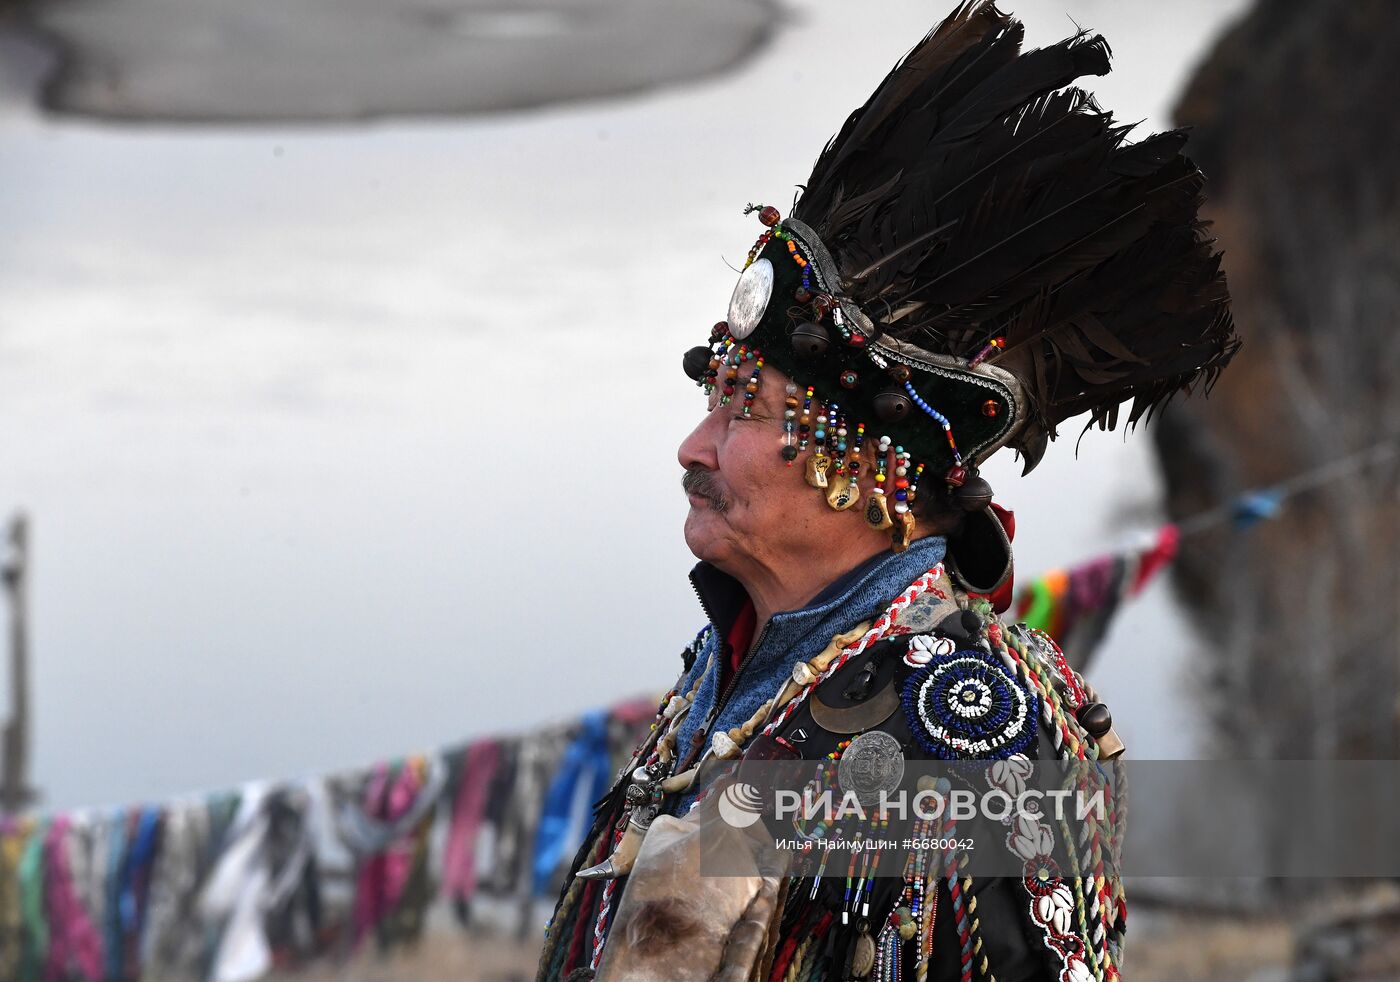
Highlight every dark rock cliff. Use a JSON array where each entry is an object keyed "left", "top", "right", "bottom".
[{"left": 1157, "top": 0, "right": 1400, "bottom": 757}]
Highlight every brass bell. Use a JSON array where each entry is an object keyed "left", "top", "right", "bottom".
[
  {"left": 1076, "top": 702, "right": 1112, "bottom": 737},
  {"left": 789, "top": 321, "right": 832, "bottom": 360},
  {"left": 953, "top": 475, "right": 994, "bottom": 511},
  {"left": 682, "top": 345, "right": 712, "bottom": 381},
  {"left": 873, "top": 388, "right": 913, "bottom": 422},
  {"left": 1076, "top": 702, "right": 1125, "bottom": 759}
]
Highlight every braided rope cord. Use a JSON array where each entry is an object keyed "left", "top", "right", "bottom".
[
  {"left": 688, "top": 566, "right": 947, "bottom": 803},
  {"left": 762, "top": 565, "right": 948, "bottom": 738},
  {"left": 542, "top": 874, "right": 585, "bottom": 980},
  {"left": 543, "top": 633, "right": 715, "bottom": 977},
  {"left": 783, "top": 936, "right": 812, "bottom": 982},
  {"left": 971, "top": 598, "right": 1127, "bottom": 981},
  {"left": 541, "top": 803, "right": 618, "bottom": 981}
]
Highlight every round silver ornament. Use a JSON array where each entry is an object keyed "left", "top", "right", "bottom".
[
  {"left": 837, "top": 729, "right": 906, "bottom": 807},
  {"left": 727, "top": 257, "right": 773, "bottom": 340}
]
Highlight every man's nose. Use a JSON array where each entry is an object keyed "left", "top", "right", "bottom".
[{"left": 677, "top": 406, "right": 722, "bottom": 473}]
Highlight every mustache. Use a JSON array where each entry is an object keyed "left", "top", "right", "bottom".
[{"left": 682, "top": 467, "right": 730, "bottom": 513}]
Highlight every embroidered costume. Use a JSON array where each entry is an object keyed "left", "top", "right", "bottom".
[{"left": 539, "top": 3, "right": 1236, "bottom": 979}]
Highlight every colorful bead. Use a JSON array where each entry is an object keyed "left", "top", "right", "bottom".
[
  {"left": 740, "top": 353, "right": 763, "bottom": 417},
  {"left": 742, "top": 231, "right": 771, "bottom": 269},
  {"left": 901, "top": 381, "right": 962, "bottom": 465},
  {"left": 849, "top": 422, "right": 866, "bottom": 477},
  {"left": 968, "top": 336, "right": 1006, "bottom": 368},
  {"left": 798, "top": 386, "right": 815, "bottom": 451}
]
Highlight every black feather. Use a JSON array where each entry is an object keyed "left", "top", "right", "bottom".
[{"left": 784, "top": 0, "right": 1236, "bottom": 455}]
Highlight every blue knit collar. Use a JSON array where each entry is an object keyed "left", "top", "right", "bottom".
[
  {"left": 663, "top": 532, "right": 946, "bottom": 806},
  {"left": 687, "top": 544, "right": 911, "bottom": 642},
  {"left": 671, "top": 535, "right": 948, "bottom": 787},
  {"left": 688, "top": 535, "right": 947, "bottom": 640}
]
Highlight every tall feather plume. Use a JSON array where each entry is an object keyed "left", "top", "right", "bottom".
[{"left": 789, "top": 1, "right": 1237, "bottom": 470}]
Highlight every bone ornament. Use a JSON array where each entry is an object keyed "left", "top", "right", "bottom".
[
  {"left": 577, "top": 764, "right": 664, "bottom": 880},
  {"left": 864, "top": 491, "right": 894, "bottom": 530},
  {"left": 825, "top": 474, "right": 861, "bottom": 511},
  {"left": 805, "top": 452, "right": 832, "bottom": 489},
  {"left": 579, "top": 621, "right": 877, "bottom": 882},
  {"left": 768, "top": 621, "right": 873, "bottom": 714},
  {"left": 575, "top": 804, "right": 657, "bottom": 881},
  {"left": 660, "top": 766, "right": 699, "bottom": 794},
  {"left": 702, "top": 622, "right": 876, "bottom": 772},
  {"left": 710, "top": 731, "right": 741, "bottom": 759},
  {"left": 663, "top": 695, "right": 687, "bottom": 719},
  {"left": 850, "top": 926, "right": 877, "bottom": 977}
]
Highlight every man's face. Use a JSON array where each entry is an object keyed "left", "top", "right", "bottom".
[{"left": 677, "top": 358, "right": 833, "bottom": 571}]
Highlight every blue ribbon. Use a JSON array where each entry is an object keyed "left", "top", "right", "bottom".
[
  {"left": 532, "top": 709, "right": 612, "bottom": 895},
  {"left": 103, "top": 810, "right": 128, "bottom": 981},
  {"left": 119, "top": 807, "right": 161, "bottom": 944},
  {"left": 1232, "top": 489, "right": 1284, "bottom": 529}
]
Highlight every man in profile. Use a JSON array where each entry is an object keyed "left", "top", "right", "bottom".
[{"left": 539, "top": 3, "right": 1236, "bottom": 979}]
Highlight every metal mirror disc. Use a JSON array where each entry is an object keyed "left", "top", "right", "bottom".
[
  {"left": 837, "top": 730, "right": 905, "bottom": 807},
  {"left": 727, "top": 257, "right": 773, "bottom": 340}
]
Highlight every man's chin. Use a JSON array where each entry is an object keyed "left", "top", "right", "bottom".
[{"left": 682, "top": 508, "right": 726, "bottom": 563}]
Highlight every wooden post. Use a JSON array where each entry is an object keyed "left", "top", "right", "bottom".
[{"left": 1, "top": 514, "right": 35, "bottom": 814}]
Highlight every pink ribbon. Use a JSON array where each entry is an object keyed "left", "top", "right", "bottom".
[
  {"left": 441, "top": 741, "right": 500, "bottom": 906},
  {"left": 351, "top": 761, "right": 425, "bottom": 944},
  {"left": 43, "top": 816, "right": 103, "bottom": 982}
]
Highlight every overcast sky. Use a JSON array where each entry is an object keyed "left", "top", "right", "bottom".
[{"left": 0, "top": 0, "right": 1251, "bottom": 810}]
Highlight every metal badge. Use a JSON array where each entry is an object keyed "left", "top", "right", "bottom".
[
  {"left": 837, "top": 730, "right": 905, "bottom": 806},
  {"left": 727, "top": 257, "right": 773, "bottom": 340}
]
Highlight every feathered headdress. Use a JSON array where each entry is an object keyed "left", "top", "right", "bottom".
[{"left": 684, "top": 1, "right": 1237, "bottom": 550}]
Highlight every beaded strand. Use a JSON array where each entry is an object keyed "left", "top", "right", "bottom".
[{"left": 798, "top": 387, "right": 815, "bottom": 452}]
